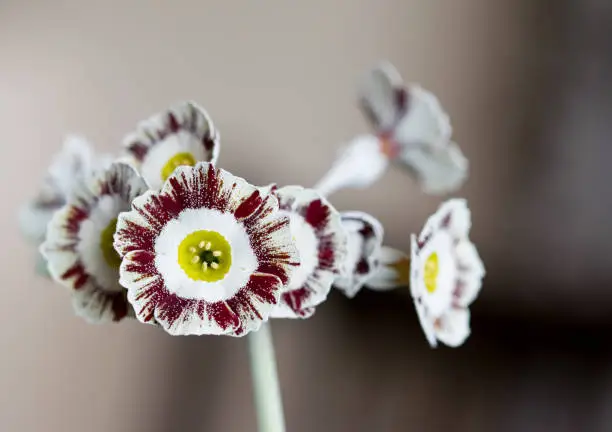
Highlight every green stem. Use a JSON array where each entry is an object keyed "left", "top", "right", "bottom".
[{"left": 247, "top": 322, "right": 286, "bottom": 432}]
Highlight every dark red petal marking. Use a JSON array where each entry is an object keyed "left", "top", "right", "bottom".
[
  {"left": 356, "top": 259, "right": 370, "bottom": 274},
  {"left": 234, "top": 190, "right": 262, "bottom": 219},
  {"left": 61, "top": 263, "right": 89, "bottom": 290},
  {"left": 302, "top": 199, "right": 330, "bottom": 231},
  {"left": 281, "top": 288, "right": 313, "bottom": 317}
]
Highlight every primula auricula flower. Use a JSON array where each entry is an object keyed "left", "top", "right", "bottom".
[
  {"left": 334, "top": 211, "right": 385, "bottom": 298},
  {"left": 268, "top": 186, "right": 347, "bottom": 318},
  {"left": 114, "top": 162, "right": 299, "bottom": 336},
  {"left": 315, "top": 62, "right": 467, "bottom": 197},
  {"left": 40, "top": 163, "right": 148, "bottom": 322},
  {"left": 19, "top": 135, "right": 110, "bottom": 245},
  {"left": 123, "top": 101, "right": 220, "bottom": 190},
  {"left": 410, "top": 199, "right": 485, "bottom": 347}
]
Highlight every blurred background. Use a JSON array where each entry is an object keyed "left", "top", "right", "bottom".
[{"left": 1, "top": 0, "right": 611, "bottom": 431}]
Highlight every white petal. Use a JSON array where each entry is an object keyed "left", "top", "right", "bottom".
[
  {"left": 398, "top": 141, "right": 468, "bottom": 195},
  {"left": 455, "top": 240, "right": 485, "bottom": 306},
  {"left": 313, "top": 135, "right": 389, "bottom": 197},
  {"left": 428, "top": 198, "right": 471, "bottom": 238},
  {"left": 359, "top": 62, "right": 405, "bottom": 131},
  {"left": 435, "top": 308, "right": 471, "bottom": 348},
  {"left": 392, "top": 85, "right": 452, "bottom": 149},
  {"left": 414, "top": 299, "right": 438, "bottom": 348}
]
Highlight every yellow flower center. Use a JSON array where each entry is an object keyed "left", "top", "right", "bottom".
[
  {"left": 178, "top": 230, "right": 232, "bottom": 282},
  {"left": 161, "top": 152, "right": 197, "bottom": 181},
  {"left": 100, "top": 218, "right": 122, "bottom": 269},
  {"left": 423, "top": 252, "right": 439, "bottom": 294}
]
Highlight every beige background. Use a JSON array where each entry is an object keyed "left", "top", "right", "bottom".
[{"left": 2, "top": 1, "right": 594, "bottom": 431}]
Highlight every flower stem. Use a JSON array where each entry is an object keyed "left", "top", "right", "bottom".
[{"left": 247, "top": 322, "right": 286, "bottom": 432}]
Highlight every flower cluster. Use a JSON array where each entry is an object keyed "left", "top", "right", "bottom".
[{"left": 20, "top": 62, "right": 484, "bottom": 346}]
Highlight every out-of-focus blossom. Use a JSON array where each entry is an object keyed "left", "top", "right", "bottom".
[
  {"left": 314, "top": 62, "right": 467, "bottom": 197},
  {"left": 41, "top": 163, "right": 148, "bottom": 323},
  {"left": 410, "top": 199, "right": 485, "bottom": 347},
  {"left": 114, "top": 162, "right": 298, "bottom": 336},
  {"left": 123, "top": 101, "right": 220, "bottom": 190},
  {"left": 270, "top": 185, "right": 347, "bottom": 318},
  {"left": 19, "top": 135, "right": 110, "bottom": 244}
]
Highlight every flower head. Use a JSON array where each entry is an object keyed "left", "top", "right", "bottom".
[
  {"left": 334, "top": 211, "right": 384, "bottom": 298},
  {"left": 269, "top": 186, "right": 347, "bottom": 318},
  {"left": 314, "top": 62, "right": 467, "bottom": 197},
  {"left": 114, "top": 162, "right": 299, "bottom": 336},
  {"left": 40, "top": 162, "right": 148, "bottom": 323},
  {"left": 123, "top": 101, "right": 220, "bottom": 189},
  {"left": 360, "top": 62, "right": 468, "bottom": 194},
  {"left": 410, "top": 199, "right": 485, "bottom": 347}
]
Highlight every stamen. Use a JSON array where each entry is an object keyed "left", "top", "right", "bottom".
[
  {"left": 198, "top": 241, "right": 206, "bottom": 249},
  {"left": 188, "top": 246, "right": 197, "bottom": 254},
  {"left": 212, "top": 250, "right": 222, "bottom": 257},
  {"left": 202, "top": 262, "right": 208, "bottom": 271},
  {"left": 190, "top": 255, "right": 200, "bottom": 264},
  {"left": 205, "top": 242, "right": 212, "bottom": 250},
  {"left": 211, "top": 262, "right": 219, "bottom": 269}
]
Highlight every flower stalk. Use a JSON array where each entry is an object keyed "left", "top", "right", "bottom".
[{"left": 248, "top": 323, "right": 286, "bottom": 432}]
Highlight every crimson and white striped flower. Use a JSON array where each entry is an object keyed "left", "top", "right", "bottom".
[
  {"left": 114, "top": 162, "right": 299, "bottom": 336},
  {"left": 123, "top": 101, "right": 220, "bottom": 190},
  {"left": 315, "top": 62, "right": 467, "bottom": 197},
  {"left": 410, "top": 199, "right": 485, "bottom": 347},
  {"left": 334, "top": 211, "right": 385, "bottom": 298},
  {"left": 269, "top": 186, "right": 347, "bottom": 318},
  {"left": 40, "top": 163, "right": 148, "bottom": 322}
]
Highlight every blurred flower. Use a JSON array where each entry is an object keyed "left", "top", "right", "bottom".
[
  {"left": 314, "top": 62, "right": 467, "bottom": 196},
  {"left": 40, "top": 163, "right": 148, "bottom": 323},
  {"left": 410, "top": 199, "right": 485, "bottom": 347},
  {"left": 334, "top": 211, "right": 385, "bottom": 298},
  {"left": 270, "top": 185, "right": 347, "bottom": 318},
  {"left": 114, "top": 162, "right": 298, "bottom": 336},
  {"left": 365, "top": 246, "right": 411, "bottom": 291},
  {"left": 123, "top": 101, "right": 220, "bottom": 190},
  {"left": 19, "top": 135, "right": 110, "bottom": 244}
]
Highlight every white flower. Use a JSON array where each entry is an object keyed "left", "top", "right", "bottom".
[
  {"left": 123, "top": 101, "right": 220, "bottom": 190},
  {"left": 410, "top": 199, "right": 485, "bottom": 347},
  {"left": 114, "top": 162, "right": 299, "bottom": 336},
  {"left": 334, "top": 211, "right": 385, "bottom": 298},
  {"left": 19, "top": 135, "right": 110, "bottom": 244},
  {"left": 40, "top": 163, "right": 148, "bottom": 323},
  {"left": 269, "top": 185, "right": 347, "bottom": 318},
  {"left": 314, "top": 62, "right": 467, "bottom": 196}
]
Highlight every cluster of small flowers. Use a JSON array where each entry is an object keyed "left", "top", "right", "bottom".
[{"left": 19, "top": 62, "right": 484, "bottom": 347}]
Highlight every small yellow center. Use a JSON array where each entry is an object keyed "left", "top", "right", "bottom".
[
  {"left": 161, "top": 152, "right": 197, "bottom": 181},
  {"left": 100, "top": 218, "right": 122, "bottom": 269},
  {"left": 178, "top": 230, "right": 232, "bottom": 282},
  {"left": 423, "top": 252, "right": 439, "bottom": 294}
]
